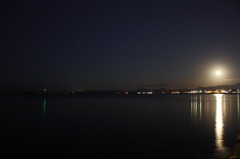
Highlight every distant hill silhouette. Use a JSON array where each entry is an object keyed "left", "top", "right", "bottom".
[{"left": 195, "top": 83, "right": 240, "bottom": 90}]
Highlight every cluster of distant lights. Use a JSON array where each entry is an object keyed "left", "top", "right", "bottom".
[
  {"left": 137, "top": 91, "right": 153, "bottom": 95},
  {"left": 137, "top": 91, "right": 180, "bottom": 94},
  {"left": 134, "top": 89, "right": 240, "bottom": 95},
  {"left": 189, "top": 89, "right": 240, "bottom": 94},
  {"left": 168, "top": 89, "right": 240, "bottom": 94}
]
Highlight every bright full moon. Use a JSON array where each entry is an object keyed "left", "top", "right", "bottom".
[{"left": 216, "top": 71, "right": 222, "bottom": 76}]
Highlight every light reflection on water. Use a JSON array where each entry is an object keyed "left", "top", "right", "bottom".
[
  {"left": 43, "top": 98, "right": 47, "bottom": 115},
  {"left": 191, "top": 95, "right": 202, "bottom": 122},
  {"left": 238, "top": 94, "right": 240, "bottom": 123},
  {"left": 191, "top": 94, "right": 232, "bottom": 158},
  {"left": 214, "top": 94, "right": 228, "bottom": 158}
]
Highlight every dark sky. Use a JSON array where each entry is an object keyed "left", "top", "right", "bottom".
[{"left": 1, "top": 0, "right": 240, "bottom": 91}]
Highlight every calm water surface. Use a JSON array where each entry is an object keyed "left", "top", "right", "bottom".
[{"left": 1, "top": 94, "right": 240, "bottom": 158}]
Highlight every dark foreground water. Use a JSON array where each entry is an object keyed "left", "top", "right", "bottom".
[{"left": 1, "top": 94, "right": 240, "bottom": 159}]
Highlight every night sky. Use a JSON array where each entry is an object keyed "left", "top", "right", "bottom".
[{"left": 1, "top": 0, "right": 240, "bottom": 91}]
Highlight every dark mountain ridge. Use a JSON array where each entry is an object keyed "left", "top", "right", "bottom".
[{"left": 195, "top": 83, "right": 240, "bottom": 90}]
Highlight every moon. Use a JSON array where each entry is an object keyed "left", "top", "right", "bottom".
[{"left": 216, "top": 71, "right": 221, "bottom": 76}]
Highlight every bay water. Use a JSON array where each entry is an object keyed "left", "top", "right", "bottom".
[{"left": 1, "top": 94, "right": 240, "bottom": 158}]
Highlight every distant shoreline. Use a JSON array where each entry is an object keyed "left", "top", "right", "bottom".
[
  {"left": 1, "top": 82, "right": 240, "bottom": 95},
  {"left": 0, "top": 90, "right": 239, "bottom": 95}
]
